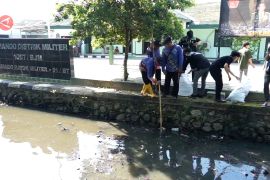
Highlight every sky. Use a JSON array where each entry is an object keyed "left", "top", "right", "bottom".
[
  {"left": 0, "top": 0, "right": 219, "bottom": 23},
  {"left": 0, "top": 0, "right": 68, "bottom": 22}
]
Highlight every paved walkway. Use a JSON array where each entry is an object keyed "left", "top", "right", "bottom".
[{"left": 73, "top": 55, "right": 265, "bottom": 93}]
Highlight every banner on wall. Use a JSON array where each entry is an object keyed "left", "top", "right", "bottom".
[{"left": 219, "top": 0, "right": 270, "bottom": 37}]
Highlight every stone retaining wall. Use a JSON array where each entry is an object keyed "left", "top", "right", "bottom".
[{"left": 0, "top": 79, "right": 270, "bottom": 143}]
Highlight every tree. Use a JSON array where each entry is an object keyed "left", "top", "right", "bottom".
[{"left": 55, "top": 0, "right": 194, "bottom": 81}]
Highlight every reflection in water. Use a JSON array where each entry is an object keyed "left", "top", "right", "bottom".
[{"left": 0, "top": 106, "right": 270, "bottom": 180}]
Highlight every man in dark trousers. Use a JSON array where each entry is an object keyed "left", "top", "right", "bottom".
[
  {"left": 161, "top": 36, "right": 184, "bottom": 98},
  {"left": 183, "top": 48, "right": 210, "bottom": 98},
  {"left": 179, "top": 30, "right": 201, "bottom": 80},
  {"left": 209, "top": 51, "right": 241, "bottom": 102},
  {"left": 147, "top": 40, "right": 162, "bottom": 84}
]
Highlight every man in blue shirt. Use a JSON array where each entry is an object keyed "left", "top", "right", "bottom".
[
  {"left": 147, "top": 40, "right": 162, "bottom": 84},
  {"left": 161, "top": 36, "right": 184, "bottom": 98},
  {"left": 139, "top": 57, "right": 157, "bottom": 97}
]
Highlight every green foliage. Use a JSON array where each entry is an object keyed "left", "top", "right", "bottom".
[
  {"left": 232, "top": 37, "right": 261, "bottom": 56},
  {"left": 55, "top": 0, "right": 193, "bottom": 44},
  {"left": 151, "top": 11, "right": 184, "bottom": 41},
  {"left": 55, "top": 0, "right": 194, "bottom": 80}
]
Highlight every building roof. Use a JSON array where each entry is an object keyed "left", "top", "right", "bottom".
[
  {"left": 14, "top": 20, "right": 47, "bottom": 33},
  {"left": 12, "top": 19, "right": 72, "bottom": 33},
  {"left": 172, "top": 10, "right": 196, "bottom": 23}
]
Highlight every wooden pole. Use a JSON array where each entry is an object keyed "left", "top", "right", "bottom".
[{"left": 158, "top": 84, "right": 163, "bottom": 133}]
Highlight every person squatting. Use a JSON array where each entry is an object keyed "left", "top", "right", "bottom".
[{"left": 139, "top": 40, "right": 161, "bottom": 97}]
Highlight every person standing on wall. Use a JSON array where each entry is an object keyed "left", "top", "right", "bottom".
[
  {"left": 262, "top": 47, "right": 270, "bottom": 107},
  {"left": 161, "top": 36, "right": 184, "bottom": 98},
  {"left": 209, "top": 51, "right": 241, "bottom": 102},
  {"left": 183, "top": 48, "right": 210, "bottom": 98},
  {"left": 238, "top": 42, "right": 255, "bottom": 81}
]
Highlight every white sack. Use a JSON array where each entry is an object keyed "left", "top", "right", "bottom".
[
  {"left": 178, "top": 73, "right": 193, "bottom": 96},
  {"left": 226, "top": 78, "right": 252, "bottom": 103}
]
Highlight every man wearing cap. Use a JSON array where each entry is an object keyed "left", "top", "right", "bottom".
[
  {"left": 238, "top": 42, "right": 255, "bottom": 81},
  {"left": 161, "top": 36, "right": 184, "bottom": 98}
]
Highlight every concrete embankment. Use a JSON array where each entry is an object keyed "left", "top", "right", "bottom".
[{"left": 0, "top": 79, "right": 269, "bottom": 143}]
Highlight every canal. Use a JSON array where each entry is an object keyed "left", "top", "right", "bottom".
[{"left": 0, "top": 105, "right": 269, "bottom": 180}]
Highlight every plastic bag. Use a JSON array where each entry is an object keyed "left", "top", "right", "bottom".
[
  {"left": 226, "top": 78, "right": 252, "bottom": 103},
  {"left": 178, "top": 73, "right": 193, "bottom": 96}
]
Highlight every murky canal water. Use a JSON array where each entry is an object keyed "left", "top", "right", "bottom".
[{"left": 0, "top": 105, "right": 270, "bottom": 180}]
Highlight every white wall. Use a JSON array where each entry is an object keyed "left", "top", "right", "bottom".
[
  {"left": 189, "top": 28, "right": 231, "bottom": 59},
  {"left": 132, "top": 40, "right": 143, "bottom": 54},
  {"left": 50, "top": 29, "right": 73, "bottom": 38},
  {"left": 0, "top": 28, "right": 21, "bottom": 38}
]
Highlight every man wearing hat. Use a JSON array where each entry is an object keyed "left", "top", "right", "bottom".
[{"left": 161, "top": 36, "right": 184, "bottom": 98}]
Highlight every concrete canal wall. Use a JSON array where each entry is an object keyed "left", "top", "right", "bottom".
[{"left": 0, "top": 79, "right": 270, "bottom": 143}]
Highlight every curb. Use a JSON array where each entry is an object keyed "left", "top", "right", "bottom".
[
  {"left": 83, "top": 55, "right": 107, "bottom": 58},
  {"left": 70, "top": 78, "right": 265, "bottom": 102}
]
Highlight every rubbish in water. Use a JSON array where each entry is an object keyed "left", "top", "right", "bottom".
[
  {"left": 171, "top": 128, "right": 179, "bottom": 132},
  {"left": 251, "top": 169, "right": 258, "bottom": 175},
  {"left": 61, "top": 127, "right": 69, "bottom": 131},
  {"left": 219, "top": 136, "right": 224, "bottom": 140},
  {"left": 180, "top": 134, "right": 189, "bottom": 138},
  {"left": 263, "top": 170, "right": 269, "bottom": 176},
  {"left": 220, "top": 155, "right": 224, "bottom": 159},
  {"left": 159, "top": 151, "right": 163, "bottom": 160},
  {"left": 166, "top": 150, "right": 170, "bottom": 160}
]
